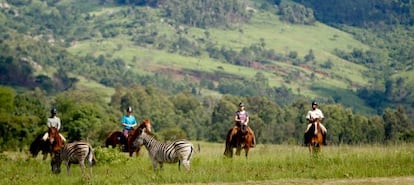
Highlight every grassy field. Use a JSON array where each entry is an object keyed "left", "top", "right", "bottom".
[{"left": 1, "top": 142, "right": 414, "bottom": 185}]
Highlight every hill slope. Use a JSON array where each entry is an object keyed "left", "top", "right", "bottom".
[
  {"left": 66, "top": 4, "right": 373, "bottom": 112},
  {"left": 6, "top": 0, "right": 413, "bottom": 115}
]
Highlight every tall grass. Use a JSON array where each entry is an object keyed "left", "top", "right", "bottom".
[{"left": 1, "top": 143, "right": 414, "bottom": 185}]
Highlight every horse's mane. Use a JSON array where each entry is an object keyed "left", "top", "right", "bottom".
[
  {"left": 128, "top": 119, "right": 153, "bottom": 142},
  {"left": 48, "top": 127, "right": 63, "bottom": 152},
  {"left": 142, "top": 129, "right": 157, "bottom": 139}
]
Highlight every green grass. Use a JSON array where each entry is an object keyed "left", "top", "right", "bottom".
[
  {"left": 73, "top": 75, "right": 115, "bottom": 103},
  {"left": 2, "top": 143, "right": 414, "bottom": 185}
]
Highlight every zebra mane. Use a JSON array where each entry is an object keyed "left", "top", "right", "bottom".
[{"left": 142, "top": 128, "right": 158, "bottom": 140}]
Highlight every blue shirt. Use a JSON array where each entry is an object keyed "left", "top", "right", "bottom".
[{"left": 121, "top": 115, "right": 137, "bottom": 130}]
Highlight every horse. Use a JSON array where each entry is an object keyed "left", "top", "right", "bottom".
[
  {"left": 223, "top": 126, "right": 254, "bottom": 158},
  {"left": 305, "top": 118, "right": 323, "bottom": 154},
  {"left": 105, "top": 131, "right": 127, "bottom": 149},
  {"left": 48, "top": 127, "right": 64, "bottom": 153},
  {"left": 127, "top": 119, "right": 152, "bottom": 157},
  {"left": 104, "top": 119, "right": 152, "bottom": 157},
  {"left": 29, "top": 133, "right": 52, "bottom": 160}
]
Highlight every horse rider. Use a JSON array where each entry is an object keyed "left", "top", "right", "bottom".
[
  {"left": 304, "top": 101, "right": 327, "bottom": 145},
  {"left": 230, "top": 102, "right": 256, "bottom": 147},
  {"left": 121, "top": 106, "right": 137, "bottom": 139},
  {"left": 42, "top": 108, "right": 66, "bottom": 142}
]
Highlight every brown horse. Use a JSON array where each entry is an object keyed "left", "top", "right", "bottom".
[
  {"left": 223, "top": 126, "right": 254, "bottom": 158},
  {"left": 305, "top": 118, "right": 323, "bottom": 154},
  {"left": 105, "top": 131, "right": 128, "bottom": 148},
  {"left": 105, "top": 119, "right": 152, "bottom": 157},
  {"left": 48, "top": 127, "right": 64, "bottom": 153},
  {"left": 127, "top": 119, "right": 152, "bottom": 157}
]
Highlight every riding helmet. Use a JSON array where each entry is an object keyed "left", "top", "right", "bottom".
[
  {"left": 51, "top": 108, "right": 57, "bottom": 115},
  {"left": 126, "top": 106, "right": 133, "bottom": 113},
  {"left": 239, "top": 102, "right": 245, "bottom": 107},
  {"left": 312, "top": 101, "right": 318, "bottom": 106}
]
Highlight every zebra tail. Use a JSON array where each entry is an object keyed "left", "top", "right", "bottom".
[
  {"left": 87, "top": 146, "right": 95, "bottom": 166},
  {"left": 187, "top": 145, "right": 194, "bottom": 161}
]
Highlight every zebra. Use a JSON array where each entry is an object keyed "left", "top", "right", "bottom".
[
  {"left": 134, "top": 129, "right": 194, "bottom": 171},
  {"left": 51, "top": 141, "right": 95, "bottom": 176}
]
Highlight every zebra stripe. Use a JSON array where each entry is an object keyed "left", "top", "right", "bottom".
[
  {"left": 51, "top": 141, "right": 95, "bottom": 176},
  {"left": 135, "top": 131, "right": 194, "bottom": 170}
]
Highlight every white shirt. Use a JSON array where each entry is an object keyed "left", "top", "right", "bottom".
[
  {"left": 47, "top": 116, "right": 61, "bottom": 130},
  {"left": 306, "top": 108, "right": 324, "bottom": 120}
]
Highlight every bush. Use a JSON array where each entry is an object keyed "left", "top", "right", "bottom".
[{"left": 93, "top": 147, "right": 129, "bottom": 165}]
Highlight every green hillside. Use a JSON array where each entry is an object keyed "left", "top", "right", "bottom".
[
  {"left": 2, "top": 0, "right": 413, "bottom": 116},
  {"left": 66, "top": 5, "right": 372, "bottom": 111}
]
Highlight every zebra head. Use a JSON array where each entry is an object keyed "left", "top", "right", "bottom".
[
  {"left": 133, "top": 129, "right": 145, "bottom": 147},
  {"left": 50, "top": 151, "right": 62, "bottom": 174}
]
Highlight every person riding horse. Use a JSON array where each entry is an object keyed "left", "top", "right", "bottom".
[
  {"left": 304, "top": 101, "right": 327, "bottom": 145},
  {"left": 42, "top": 108, "right": 66, "bottom": 142},
  {"left": 229, "top": 102, "right": 256, "bottom": 147},
  {"left": 120, "top": 106, "right": 137, "bottom": 150}
]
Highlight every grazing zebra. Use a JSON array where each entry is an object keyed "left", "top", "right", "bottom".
[
  {"left": 51, "top": 141, "right": 95, "bottom": 176},
  {"left": 134, "top": 129, "right": 194, "bottom": 171}
]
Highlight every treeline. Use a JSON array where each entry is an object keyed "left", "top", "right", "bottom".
[
  {"left": 293, "top": 0, "right": 414, "bottom": 27},
  {"left": 1, "top": 85, "right": 414, "bottom": 152},
  {"left": 113, "top": 0, "right": 251, "bottom": 28}
]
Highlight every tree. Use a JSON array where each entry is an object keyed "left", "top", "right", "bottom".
[
  {"left": 210, "top": 96, "right": 238, "bottom": 142},
  {"left": 304, "top": 49, "right": 315, "bottom": 62},
  {"left": 0, "top": 86, "right": 15, "bottom": 113}
]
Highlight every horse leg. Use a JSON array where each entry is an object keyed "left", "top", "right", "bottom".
[
  {"left": 244, "top": 147, "right": 250, "bottom": 158},
  {"left": 224, "top": 147, "right": 231, "bottom": 157},
  {"left": 235, "top": 146, "right": 242, "bottom": 156},
  {"left": 308, "top": 144, "right": 313, "bottom": 154}
]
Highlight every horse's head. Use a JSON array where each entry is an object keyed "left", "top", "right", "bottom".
[
  {"left": 138, "top": 119, "right": 152, "bottom": 132},
  {"left": 50, "top": 151, "right": 62, "bottom": 174},
  {"left": 129, "top": 120, "right": 151, "bottom": 139},
  {"left": 48, "top": 127, "right": 59, "bottom": 143},
  {"left": 48, "top": 127, "right": 63, "bottom": 152}
]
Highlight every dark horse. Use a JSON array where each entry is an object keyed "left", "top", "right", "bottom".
[
  {"left": 224, "top": 126, "right": 254, "bottom": 158},
  {"left": 29, "top": 133, "right": 52, "bottom": 160},
  {"left": 305, "top": 118, "right": 323, "bottom": 154},
  {"left": 105, "top": 119, "right": 152, "bottom": 157},
  {"left": 29, "top": 127, "right": 64, "bottom": 160}
]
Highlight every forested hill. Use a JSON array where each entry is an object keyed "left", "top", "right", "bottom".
[
  {"left": 0, "top": 0, "right": 414, "bottom": 150},
  {"left": 294, "top": 0, "right": 414, "bottom": 27}
]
